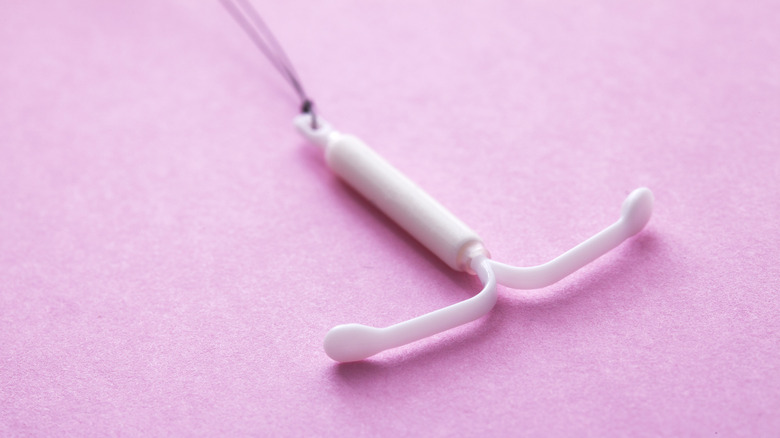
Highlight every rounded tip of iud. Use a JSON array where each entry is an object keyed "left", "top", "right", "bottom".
[
  {"left": 620, "top": 187, "right": 654, "bottom": 236},
  {"left": 293, "top": 113, "right": 339, "bottom": 149},
  {"left": 324, "top": 323, "right": 384, "bottom": 363}
]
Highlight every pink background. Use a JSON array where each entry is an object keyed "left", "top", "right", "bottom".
[{"left": 1, "top": 1, "right": 779, "bottom": 436}]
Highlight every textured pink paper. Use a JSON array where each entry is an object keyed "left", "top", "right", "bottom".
[{"left": 1, "top": 1, "right": 779, "bottom": 436}]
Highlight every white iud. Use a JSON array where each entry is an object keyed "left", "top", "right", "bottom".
[
  {"left": 294, "top": 114, "right": 654, "bottom": 363},
  {"left": 218, "top": 0, "right": 653, "bottom": 363}
]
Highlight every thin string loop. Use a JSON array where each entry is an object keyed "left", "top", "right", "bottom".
[{"left": 220, "top": 0, "right": 318, "bottom": 128}]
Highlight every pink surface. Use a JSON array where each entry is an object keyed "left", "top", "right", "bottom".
[{"left": 1, "top": 1, "right": 779, "bottom": 436}]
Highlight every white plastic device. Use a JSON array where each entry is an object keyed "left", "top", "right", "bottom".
[{"left": 295, "top": 114, "right": 654, "bottom": 362}]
